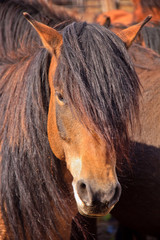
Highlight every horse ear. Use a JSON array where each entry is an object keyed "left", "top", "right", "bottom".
[
  {"left": 116, "top": 15, "right": 152, "bottom": 48},
  {"left": 23, "top": 12, "right": 63, "bottom": 55}
]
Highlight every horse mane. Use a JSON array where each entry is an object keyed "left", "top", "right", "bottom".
[
  {"left": 140, "top": 25, "right": 160, "bottom": 54},
  {"left": 0, "top": 0, "right": 75, "bottom": 56},
  {"left": 0, "top": 1, "right": 77, "bottom": 239},
  {"left": 54, "top": 22, "right": 140, "bottom": 162}
]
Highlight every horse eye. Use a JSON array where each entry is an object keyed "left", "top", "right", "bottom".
[
  {"left": 56, "top": 92, "right": 65, "bottom": 104},
  {"left": 57, "top": 93, "right": 64, "bottom": 101}
]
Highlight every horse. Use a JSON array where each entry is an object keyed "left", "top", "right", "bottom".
[
  {"left": 110, "top": 43, "right": 160, "bottom": 240},
  {"left": 96, "top": 9, "right": 133, "bottom": 27},
  {"left": 0, "top": 0, "right": 151, "bottom": 239}
]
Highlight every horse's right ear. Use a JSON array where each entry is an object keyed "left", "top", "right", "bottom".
[
  {"left": 23, "top": 12, "right": 63, "bottom": 55},
  {"left": 116, "top": 15, "right": 152, "bottom": 48}
]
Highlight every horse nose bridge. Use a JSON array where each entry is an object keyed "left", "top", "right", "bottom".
[
  {"left": 79, "top": 126, "right": 107, "bottom": 156},
  {"left": 76, "top": 179, "right": 121, "bottom": 208},
  {"left": 80, "top": 153, "right": 117, "bottom": 184},
  {"left": 77, "top": 127, "right": 114, "bottom": 176}
]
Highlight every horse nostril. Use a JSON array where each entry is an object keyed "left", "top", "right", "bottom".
[
  {"left": 108, "top": 183, "right": 121, "bottom": 209},
  {"left": 77, "top": 180, "right": 87, "bottom": 194},
  {"left": 77, "top": 180, "right": 91, "bottom": 205},
  {"left": 76, "top": 180, "right": 121, "bottom": 210},
  {"left": 80, "top": 182, "right": 86, "bottom": 190}
]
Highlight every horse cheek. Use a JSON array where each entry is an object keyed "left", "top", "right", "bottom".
[{"left": 47, "top": 93, "right": 65, "bottom": 160}]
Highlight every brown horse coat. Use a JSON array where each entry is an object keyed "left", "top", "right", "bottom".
[{"left": 112, "top": 44, "right": 160, "bottom": 238}]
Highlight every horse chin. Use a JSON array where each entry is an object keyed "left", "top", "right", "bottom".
[{"left": 77, "top": 205, "right": 114, "bottom": 218}]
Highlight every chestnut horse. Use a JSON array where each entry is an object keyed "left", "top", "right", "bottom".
[{"left": 0, "top": 0, "right": 150, "bottom": 239}]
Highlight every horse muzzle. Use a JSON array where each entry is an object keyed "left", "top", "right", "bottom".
[{"left": 73, "top": 180, "right": 122, "bottom": 217}]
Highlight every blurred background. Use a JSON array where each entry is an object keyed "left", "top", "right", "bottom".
[{"left": 52, "top": 0, "right": 133, "bottom": 22}]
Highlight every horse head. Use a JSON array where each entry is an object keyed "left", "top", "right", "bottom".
[{"left": 24, "top": 13, "right": 149, "bottom": 217}]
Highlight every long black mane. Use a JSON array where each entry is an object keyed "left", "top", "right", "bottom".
[
  {"left": 0, "top": 0, "right": 140, "bottom": 239},
  {"left": 0, "top": 1, "right": 75, "bottom": 239}
]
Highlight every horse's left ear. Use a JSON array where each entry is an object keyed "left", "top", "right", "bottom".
[
  {"left": 23, "top": 12, "right": 63, "bottom": 55},
  {"left": 116, "top": 15, "right": 152, "bottom": 48}
]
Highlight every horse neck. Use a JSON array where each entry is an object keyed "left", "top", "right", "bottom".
[{"left": 129, "top": 44, "right": 160, "bottom": 147}]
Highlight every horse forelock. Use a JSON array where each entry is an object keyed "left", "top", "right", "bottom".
[{"left": 54, "top": 22, "right": 140, "bottom": 162}]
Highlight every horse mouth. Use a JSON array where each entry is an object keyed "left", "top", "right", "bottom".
[
  {"left": 73, "top": 181, "right": 121, "bottom": 217},
  {"left": 77, "top": 203, "right": 115, "bottom": 218}
]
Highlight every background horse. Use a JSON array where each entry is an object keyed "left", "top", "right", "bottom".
[
  {"left": 0, "top": 0, "right": 147, "bottom": 239},
  {"left": 111, "top": 44, "right": 160, "bottom": 240},
  {"left": 96, "top": 0, "right": 160, "bottom": 25},
  {"left": 132, "top": 0, "right": 160, "bottom": 23},
  {"left": 96, "top": 0, "right": 160, "bottom": 55}
]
